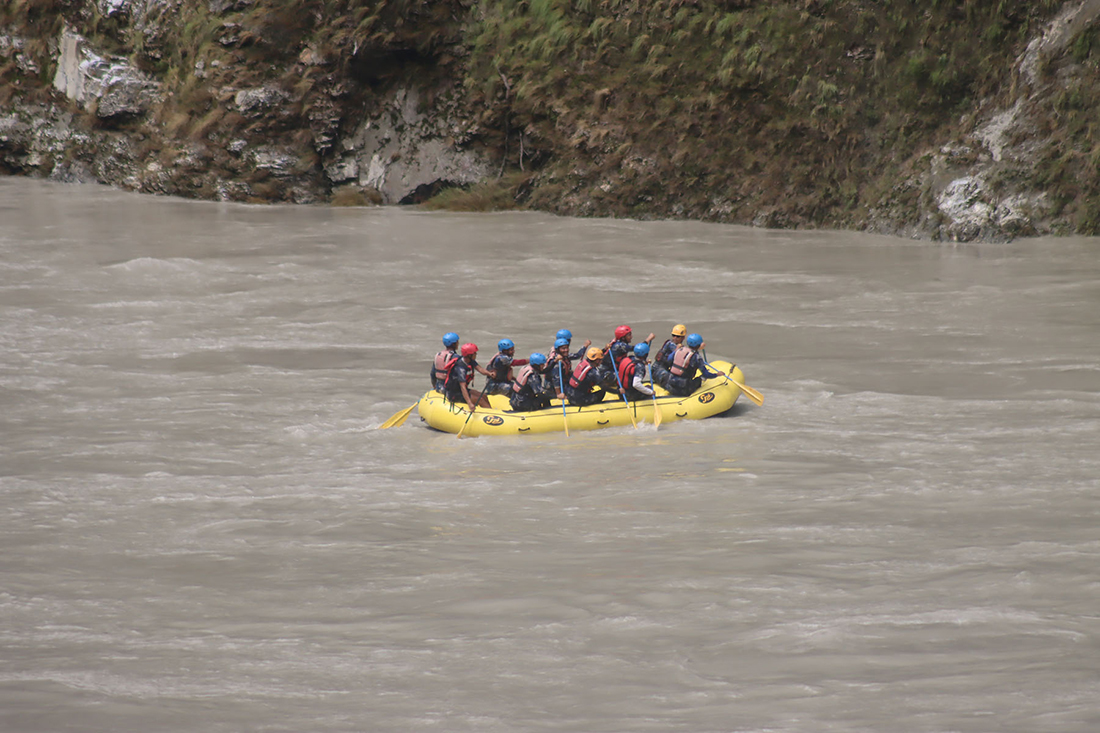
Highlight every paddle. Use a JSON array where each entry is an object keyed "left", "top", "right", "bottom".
[
  {"left": 610, "top": 350, "right": 638, "bottom": 429},
  {"left": 705, "top": 360, "right": 764, "bottom": 406},
  {"left": 557, "top": 361, "right": 569, "bottom": 437},
  {"left": 456, "top": 406, "right": 475, "bottom": 438},
  {"left": 379, "top": 403, "right": 415, "bottom": 429},
  {"left": 647, "top": 363, "right": 662, "bottom": 428}
]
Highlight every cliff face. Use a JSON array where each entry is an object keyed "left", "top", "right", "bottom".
[
  {"left": 868, "top": 0, "right": 1100, "bottom": 240},
  {"left": 2, "top": 1, "right": 1099, "bottom": 241}
]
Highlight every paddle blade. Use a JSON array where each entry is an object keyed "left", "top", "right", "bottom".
[
  {"left": 739, "top": 382, "right": 764, "bottom": 406},
  {"left": 379, "top": 404, "right": 416, "bottom": 429}
]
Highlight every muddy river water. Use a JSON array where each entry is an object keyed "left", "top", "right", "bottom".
[{"left": 2, "top": 178, "right": 1098, "bottom": 732}]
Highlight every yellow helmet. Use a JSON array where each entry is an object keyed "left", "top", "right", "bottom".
[
  {"left": 671, "top": 324, "right": 687, "bottom": 337},
  {"left": 586, "top": 347, "right": 604, "bottom": 361}
]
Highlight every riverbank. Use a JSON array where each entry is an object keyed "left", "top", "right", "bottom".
[{"left": 3, "top": 1, "right": 1100, "bottom": 241}]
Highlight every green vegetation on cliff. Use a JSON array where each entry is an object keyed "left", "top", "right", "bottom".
[
  {"left": 460, "top": 0, "right": 1062, "bottom": 226},
  {"left": 5, "top": 0, "right": 1093, "bottom": 236}
]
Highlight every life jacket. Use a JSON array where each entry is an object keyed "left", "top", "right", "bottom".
[
  {"left": 487, "top": 352, "right": 513, "bottom": 381},
  {"left": 433, "top": 349, "right": 458, "bottom": 384},
  {"left": 669, "top": 345, "right": 695, "bottom": 377},
  {"left": 512, "top": 364, "right": 538, "bottom": 393},
  {"left": 656, "top": 339, "right": 676, "bottom": 367},
  {"left": 443, "top": 357, "right": 474, "bottom": 391},
  {"left": 603, "top": 340, "right": 629, "bottom": 371},
  {"left": 569, "top": 360, "right": 595, "bottom": 391},
  {"left": 618, "top": 355, "right": 640, "bottom": 388},
  {"left": 549, "top": 351, "right": 572, "bottom": 378}
]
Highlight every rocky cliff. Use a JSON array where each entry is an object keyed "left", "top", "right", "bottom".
[{"left": 3, "top": 1, "right": 1100, "bottom": 241}]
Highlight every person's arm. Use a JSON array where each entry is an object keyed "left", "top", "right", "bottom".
[
  {"left": 644, "top": 332, "right": 655, "bottom": 346},
  {"left": 697, "top": 354, "right": 720, "bottom": 379},
  {"left": 632, "top": 370, "right": 654, "bottom": 396},
  {"left": 459, "top": 380, "right": 476, "bottom": 412}
]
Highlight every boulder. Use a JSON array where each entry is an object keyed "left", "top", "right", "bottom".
[{"left": 52, "top": 29, "right": 162, "bottom": 119}]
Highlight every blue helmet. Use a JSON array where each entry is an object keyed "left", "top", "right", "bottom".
[
  {"left": 529, "top": 352, "right": 547, "bottom": 366},
  {"left": 555, "top": 329, "right": 572, "bottom": 341},
  {"left": 554, "top": 337, "right": 570, "bottom": 349},
  {"left": 443, "top": 332, "right": 459, "bottom": 347},
  {"left": 686, "top": 333, "right": 703, "bottom": 349},
  {"left": 633, "top": 343, "right": 650, "bottom": 358},
  {"left": 498, "top": 338, "right": 514, "bottom": 351}
]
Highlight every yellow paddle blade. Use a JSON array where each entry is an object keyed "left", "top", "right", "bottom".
[
  {"left": 738, "top": 381, "right": 764, "bottom": 406},
  {"left": 379, "top": 403, "right": 416, "bottom": 429},
  {"left": 652, "top": 397, "right": 662, "bottom": 428}
]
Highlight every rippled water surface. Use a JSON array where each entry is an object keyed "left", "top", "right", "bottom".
[{"left": 2, "top": 179, "right": 1099, "bottom": 732}]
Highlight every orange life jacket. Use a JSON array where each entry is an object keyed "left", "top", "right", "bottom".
[
  {"left": 569, "top": 360, "right": 594, "bottom": 390},
  {"left": 669, "top": 345, "right": 694, "bottom": 377},
  {"left": 549, "top": 350, "right": 572, "bottom": 376},
  {"left": 512, "top": 364, "right": 537, "bottom": 393},
  {"left": 433, "top": 349, "right": 458, "bottom": 383}
]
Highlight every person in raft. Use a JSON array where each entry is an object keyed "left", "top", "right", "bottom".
[
  {"left": 432, "top": 332, "right": 491, "bottom": 392},
  {"left": 600, "top": 324, "right": 654, "bottom": 388},
  {"left": 663, "top": 333, "right": 721, "bottom": 396},
  {"left": 545, "top": 329, "right": 590, "bottom": 398},
  {"left": 444, "top": 343, "right": 491, "bottom": 411},
  {"left": 483, "top": 338, "right": 528, "bottom": 396},
  {"left": 509, "top": 353, "right": 553, "bottom": 412},
  {"left": 618, "top": 343, "right": 656, "bottom": 402},
  {"left": 566, "top": 347, "right": 609, "bottom": 407},
  {"left": 651, "top": 323, "right": 687, "bottom": 388},
  {"left": 430, "top": 332, "right": 461, "bottom": 391},
  {"left": 544, "top": 337, "right": 572, "bottom": 400},
  {"left": 547, "top": 328, "right": 591, "bottom": 363}
]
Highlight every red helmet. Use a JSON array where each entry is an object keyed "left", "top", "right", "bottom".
[
  {"left": 614, "top": 325, "right": 632, "bottom": 340},
  {"left": 460, "top": 343, "right": 478, "bottom": 357}
]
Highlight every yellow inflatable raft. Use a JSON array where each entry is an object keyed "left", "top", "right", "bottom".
[{"left": 417, "top": 360, "right": 747, "bottom": 437}]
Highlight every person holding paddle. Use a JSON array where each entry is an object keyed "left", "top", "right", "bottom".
[
  {"left": 509, "top": 353, "right": 553, "bottom": 412},
  {"left": 566, "top": 347, "right": 609, "bottom": 407},
  {"left": 652, "top": 323, "right": 687, "bottom": 387},
  {"left": 600, "top": 325, "right": 653, "bottom": 388},
  {"left": 443, "top": 343, "right": 491, "bottom": 412},
  {"left": 618, "top": 343, "right": 656, "bottom": 402},
  {"left": 665, "top": 333, "right": 720, "bottom": 396},
  {"left": 546, "top": 330, "right": 591, "bottom": 398},
  {"left": 545, "top": 337, "right": 571, "bottom": 400},
  {"left": 483, "top": 338, "right": 528, "bottom": 396},
  {"left": 547, "top": 329, "right": 591, "bottom": 362}
]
